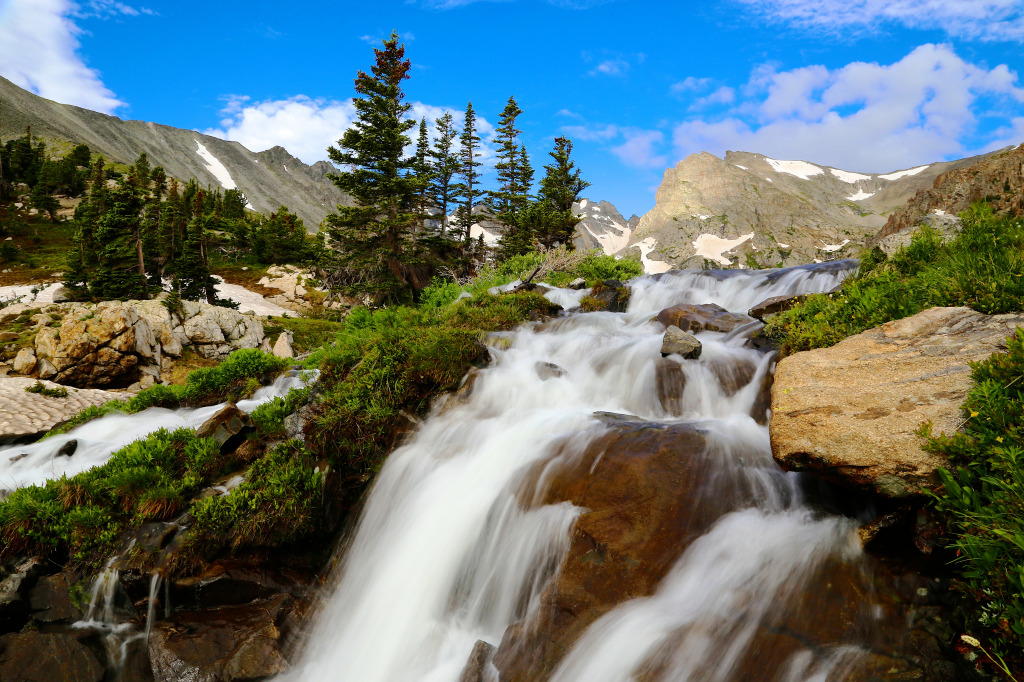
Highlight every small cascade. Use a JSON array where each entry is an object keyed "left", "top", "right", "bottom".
[
  {"left": 280, "top": 261, "right": 909, "bottom": 681},
  {"left": 0, "top": 369, "right": 315, "bottom": 491}
]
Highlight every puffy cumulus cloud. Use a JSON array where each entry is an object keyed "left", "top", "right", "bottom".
[
  {"left": 732, "top": 0, "right": 1024, "bottom": 41},
  {"left": 672, "top": 44, "right": 1024, "bottom": 172},
  {"left": 0, "top": 0, "right": 125, "bottom": 113},
  {"left": 205, "top": 96, "right": 498, "bottom": 167}
]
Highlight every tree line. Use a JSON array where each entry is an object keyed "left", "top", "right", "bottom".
[{"left": 321, "top": 31, "right": 590, "bottom": 305}]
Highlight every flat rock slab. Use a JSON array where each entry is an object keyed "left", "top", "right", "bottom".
[
  {"left": 0, "top": 376, "right": 119, "bottom": 443},
  {"left": 771, "top": 306, "right": 1024, "bottom": 497}
]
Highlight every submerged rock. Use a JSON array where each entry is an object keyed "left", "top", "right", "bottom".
[
  {"left": 458, "top": 640, "right": 496, "bottom": 682},
  {"left": 771, "top": 306, "right": 1024, "bottom": 497}
]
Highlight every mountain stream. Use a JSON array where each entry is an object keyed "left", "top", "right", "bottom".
[{"left": 281, "top": 260, "right": 914, "bottom": 682}]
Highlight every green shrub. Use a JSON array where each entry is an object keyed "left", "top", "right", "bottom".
[
  {"left": 0, "top": 428, "right": 224, "bottom": 564},
  {"left": 25, "top": 381, "right": 68, "bottom": 398},
  {"left": 189, "top": 440, "right": 323, "bottom": 550},
  {"left": 928, "top": 328, "right": 1024, "bottom": 666},
  {"left": 765, "top": 209, "right": 1024, "bottom": 356}
]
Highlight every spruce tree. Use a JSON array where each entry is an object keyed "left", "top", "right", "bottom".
[
  {"left": 323, "top": 31, "right": 422, "bottom": 304},
  {"left": 510, "top": 136, "right": 590, "bottom": 254},
  {"left": 490, "top": 96, "right": 523, "bottom": 224},
  {"left": 413, "top": 117, "right": 432, "bottom": 235},
  {"left": 453, "top": 101, "right": 482, "bottom": 247},
  {"left": 428, "top": 111, "right": 459, "bottom": 238},
  {"left": 91, "top": 174, "right": 147, "bottom": 299}
]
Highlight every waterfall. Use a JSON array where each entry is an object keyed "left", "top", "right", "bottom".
[
  {"left": 0, "top": 369, "right": 314, "bottom": 492},
  {"left": 282, "top": 261, "right": 893, "bottom": 681}
]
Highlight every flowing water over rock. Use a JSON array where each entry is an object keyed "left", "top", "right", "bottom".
[
  {"left": 279, "top": 261, "right": 919, "bottom": 682},
  {"left": 0, "top": 370, "right": 313, "bottom": 491}
]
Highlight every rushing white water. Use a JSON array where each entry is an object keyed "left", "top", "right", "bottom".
[
  {"left": 282, "top": 261, "right": 892, "bottom": 681},
  {"left": 0, "top": 370, "right": 314, "bottom": 491}
]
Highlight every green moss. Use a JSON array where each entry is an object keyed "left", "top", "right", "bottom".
[{"left": 25, "top": 381, "right": 68, "bottom": 398}]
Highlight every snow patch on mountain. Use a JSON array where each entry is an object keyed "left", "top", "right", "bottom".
[
  {"left": 817, "top": 239, "right": 851, "bottom": 252},
  {"left": 692, "top": 232, "right": 754, "bottom": 265},
  {"left": 765, "top": 158, "right": 823, "bottom": 180},
  {"left": 634, "top": 238, "right": 672, "bottom": 274},
  {"left": 195, "top": 140, "right": 237, "bottom": 191},
  {"left": 880, "top": 165, "right": 929, "bottom": 181},
  {"left": 830, "top": 169, "right": 871, "bottom": 183},
  {"left": 847, "top": 189, "right": 875, "bottom": 201}
]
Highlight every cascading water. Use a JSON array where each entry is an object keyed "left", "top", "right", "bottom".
[
  {"left": 282, "top": 260, "right": 888, "bottom": 681},
  {"left": 0, "top": 369, "right": 314, "bottom": 492}
]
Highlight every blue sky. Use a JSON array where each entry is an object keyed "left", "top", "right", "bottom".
[{"left": 1, "top": 0, "right": 1023, "bottom": 217}]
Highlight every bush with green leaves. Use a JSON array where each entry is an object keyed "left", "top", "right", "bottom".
[
  {"left": 0, "top": 428, "right": 223, "bottom": 564},
  {"left": 765, "top": 205, "right": 1024, "bottom": 355},
  {"left": 927, "top": 328, "right": 1024, "bottom": 666}
]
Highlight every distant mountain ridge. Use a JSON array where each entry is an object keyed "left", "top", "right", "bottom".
[
  {"left": 567, "top": 147, "right": 1009, "bottom": 274},
  {"left": 0, "top": 76, "right": 350, "bottom": 230}
]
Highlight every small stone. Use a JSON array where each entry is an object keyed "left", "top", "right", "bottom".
[
  {"left": 535, "top": 361, "right": 566, "bottom": 380},
  {"left": 661, "top": 326, "right": 702, "bottom": 359},
  {"left": 272, "top": 331, "right": 294, "bottom": 359}
]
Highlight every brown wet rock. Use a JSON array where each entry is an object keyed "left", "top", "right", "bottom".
[
  {"left": 458, "top": 639, "right": 496, "bottom": 682},
  {"left": 147, "top": 593, "right": 293, "bottom": 682},
  {"left": 748, "top": 293, "right": 808, "bottom": 321},
  {"left": 28, "top": 571, "right": 85, "bottom": 624},
  {"left": 195, "top": 403, "right": 252, "bottom": 451},
  {"left": 660, "top": 326, "right": 701, "bottom": 358},
  {"left": 656, "top": 303, "right": 753, "bottom": 334},
  {"left": 0, "top": 631, "right": 104, "bottom": 682},
  {"left": 654, "top": 357, "right": 685, "bottom": 416},
  {"left": 496, "top": 422, "right": 722, "bottom": 682}
]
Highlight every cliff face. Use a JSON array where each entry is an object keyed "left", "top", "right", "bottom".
[
  {"left": 872, "top": 143, "right": 1024, "bottom": 245},
  {"left": 623, "top": 149, "right": 994, "bottom": 273},
  {"left": 0, "top": 77, "right": 351, "bottom": 230}
]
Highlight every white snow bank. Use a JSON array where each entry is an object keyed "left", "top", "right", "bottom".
[
  {"left": 212, "top": 277, "right": 297, "bottom": 317},
  {"left": 879, "top": 165, "right": 928, "bottom": 181},
  {"left": 0, "top": 282, "right": 63, "bottom": 305},
  {"left": 633, "top": 238, "right": 672, "bottom": 275},
  {"left": 933, "top": 209, "right": 948, "bottom": 216},
  {"left": 846, "top": 189, "right": 875, "bottom": 201},
  {"left": 195, "top": 140, "right": 238, "bottom": 191},
  {"left": 690, "top": 214, "right": 710, "bottom": 221},
  {"left": 817, "top": 239, "right": 850, "bottom": 252},
  {"left": 734, "top": 165, "right": 747, "bottom": 170},
  {"left": 830, "top": 169, "right": 871, "bottom": 183},
  {"left": 692, "top": 232, "right": 754, "bottom": 266},
  {"left": 765, "top": 158, "right": 823, "bottom": 180}
]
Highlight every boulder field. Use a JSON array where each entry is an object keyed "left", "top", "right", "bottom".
[{"left": 1, "top": 298, "right": 267, "bottom": 389}]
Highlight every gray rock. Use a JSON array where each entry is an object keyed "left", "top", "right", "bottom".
[
  {"left": 661, "top": 326, "right": 702, "bottom": 359},
  {"left": 12, "top": 348, "right": 36, "bottom": 374},
  {"left": 272, "top": 331, "right": 294, "bottom": 359}
]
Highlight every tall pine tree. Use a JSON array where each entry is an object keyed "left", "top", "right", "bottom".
[
  {"left": 428, "top": 111, "right": 460, "bottom": 238},
  {"left": 452, "top": 101, "right": 482, "bottom": 247},
  {"left": 490, "top": 96, "right": 523, "bottom": 225},
  {"left": 509, "top": 136, "right": 590, "bottom": 254},
  {"left": 323, "top": 31, "right": 422, "bottom": 304}
]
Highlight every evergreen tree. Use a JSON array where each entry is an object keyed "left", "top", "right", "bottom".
[
  {"left": 509, "top": 136, "right": 589, "bottom": 253},
  {"left": 91, "top": 174, "right": 147, "bottom": 299},
  {"left": 428, "top": 111, "right": 459, "bottom": 238},
  {"left": 413, "top": 117, "right": 432, "bottom": 235},
  {"left": 453, "top": 101, "right": 482, "bottom": 247},
  {"left": 173, "top": 189, "right": 217, "bottom": 303},
  {"left": 490, "top": 96, "right": 523, "bottom": 223},
  {"left": 323, "top": 31, "right": 422, "bottom": 304}
]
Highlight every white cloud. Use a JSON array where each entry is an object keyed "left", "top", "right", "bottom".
[
  {"left": 590, "top": 59, "right": 630, "bottom": 77},
  {"left": 693, "top": 86, "right": 736, "bottom": 108},
  {"left": 671, "top": 76, "right": 710, "bottom": 95},
  {"left": 205, "top": 96, "right": 498, "bottom": 167},
  {"left": 0, "top": 0, "right": 125, "bottom": 113},
  {"left": 672, "top": 44, "right": 1024, "bottom": 172},
  {"left": 612, "top": 130, "right": 667, "bottom": 169},
  {"left": 733, "top": 0, "right": 1024, "bottom": 41},
  {"left": 561, "top": 123, "right": 621, "bottom": 142}
]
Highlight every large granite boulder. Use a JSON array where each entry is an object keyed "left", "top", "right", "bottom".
[{"left": 771, "top": 306, "right": 1024, "bottom": 497}]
